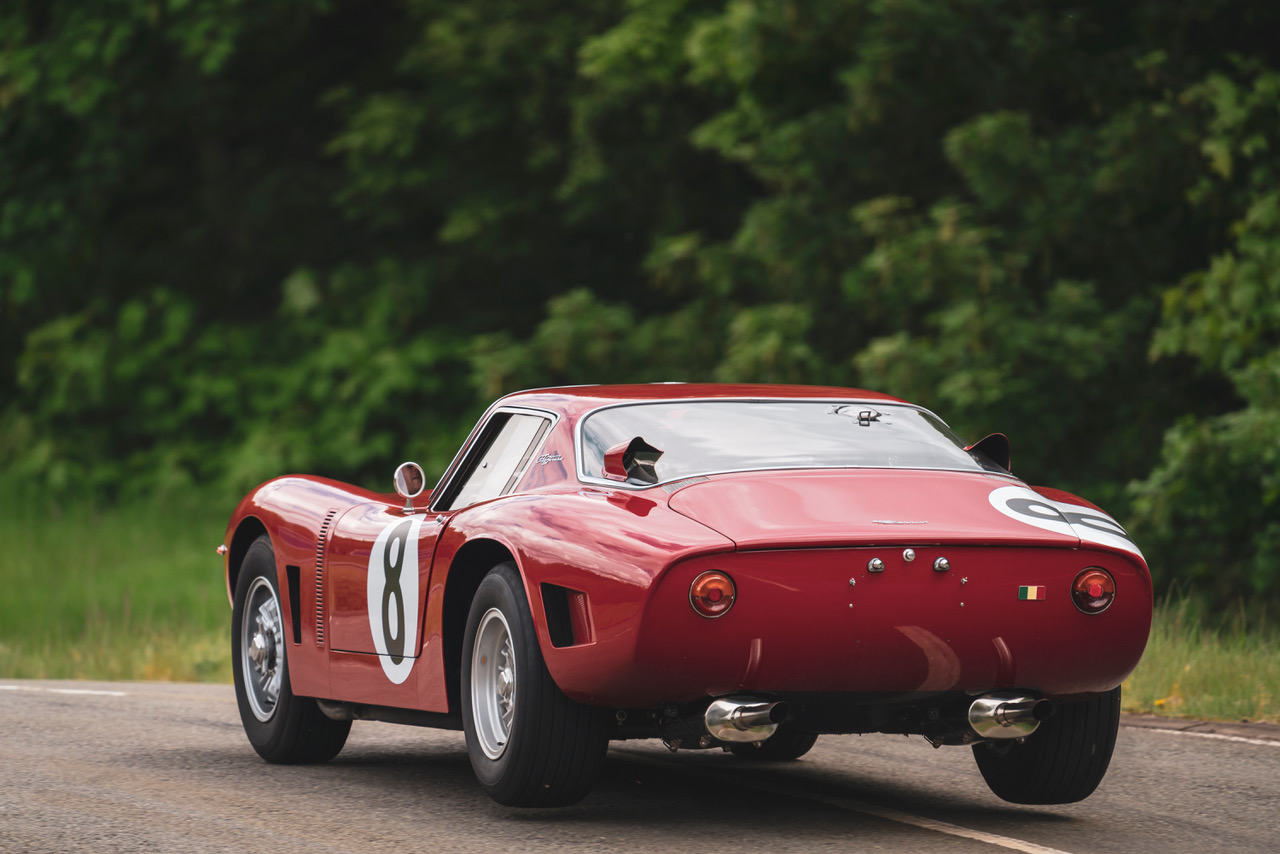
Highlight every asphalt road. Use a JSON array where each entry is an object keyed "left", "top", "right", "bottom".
[{"left": 2, "top": 680, "right": 1278, "bottom": 854}]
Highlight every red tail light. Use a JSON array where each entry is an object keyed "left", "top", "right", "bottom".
[
  {"left": 690, "top": 571, "right": 736, "bottom": 618},
  {"left": 1072, "top": 568, "right": 1115, "bottom": 614}
]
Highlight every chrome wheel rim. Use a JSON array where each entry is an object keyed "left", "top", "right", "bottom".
[
  {"left": 242, "top": 576, "right": 284, "bottom": 722},
  {"left": 471, "top": 607, "right": 516, "bottom": 760}
]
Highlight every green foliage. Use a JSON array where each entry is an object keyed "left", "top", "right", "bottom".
[
  {"left": 4, "top": 0, "right": 1280, "bottom": 604},
  {"left": 1131, "top": 61, "right": 1280, "bottom": 599},
  {"left": 5, "top": 267, "right": 475, "bottom": 498}
]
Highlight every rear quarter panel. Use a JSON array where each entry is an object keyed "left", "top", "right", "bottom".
[{"left": 428, "top": 486, "right": 736, "bottom": 707}]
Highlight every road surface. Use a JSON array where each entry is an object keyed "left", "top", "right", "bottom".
[{"left": 2, "top": 680, "right": 1277, "bottom": 853}]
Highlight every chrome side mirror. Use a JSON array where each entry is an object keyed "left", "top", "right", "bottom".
[{"left": 394, "top": 461, "right": 427, "bottom": 513}]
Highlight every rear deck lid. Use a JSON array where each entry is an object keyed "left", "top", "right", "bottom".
[{"left": 666, "top": 469, "right": 1106, "bottom": 551}]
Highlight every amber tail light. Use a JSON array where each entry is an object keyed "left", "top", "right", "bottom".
[
  {"left": 1072, "top": 568, "right": 1115, "bottom": 614},
  {"left": 690, "top": 571, "right": 736, "bottom": 618}
]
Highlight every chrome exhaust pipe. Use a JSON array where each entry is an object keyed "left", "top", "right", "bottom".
[
  {"left": 968, "top": 693, "right": 1053, "bottom": 740},
  {"left": 704, "top": 696, "right": 789, "bottom": 743}
]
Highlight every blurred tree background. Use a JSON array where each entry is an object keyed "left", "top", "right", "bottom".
[{"left": 3, "top": 0, "right": 1279, "bottom": 605}]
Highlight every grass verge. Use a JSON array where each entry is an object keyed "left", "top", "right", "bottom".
[
  {"left": 0, "top": 477, "right": 231, "bottom": 682},
  {"left": 1123, "top": 597, "right": 1280, "bottom": 723}
]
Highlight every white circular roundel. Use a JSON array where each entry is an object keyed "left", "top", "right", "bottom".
[
  {"left": 367, "top": 514, "right": 425, "bottom": 684},
  {"left": 989, "top": 486, "right": 1143, "bottom": 559}
]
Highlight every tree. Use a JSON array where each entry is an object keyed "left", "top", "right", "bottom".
[{"left": 1131, "top": 61, "right": 1280, "bottom": 599}]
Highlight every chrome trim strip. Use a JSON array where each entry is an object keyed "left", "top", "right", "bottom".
[{"left": 660, "top": 475, "right": 711, "bottom": 495}]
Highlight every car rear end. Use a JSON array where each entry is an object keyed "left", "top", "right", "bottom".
[
  {"left": 574, "top": 395, "right": 1151, "bottom": 744},
  {"left": 630, "top": 540, "right": 1150, "bottom": 705}
]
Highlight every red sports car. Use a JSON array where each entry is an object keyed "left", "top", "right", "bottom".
[{"left": 221, "top": 384, "right": 1151, "bottom": 807}]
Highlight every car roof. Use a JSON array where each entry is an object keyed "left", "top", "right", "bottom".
[{"left": 495, "top": 383, "right": 906, "bottom": 420}]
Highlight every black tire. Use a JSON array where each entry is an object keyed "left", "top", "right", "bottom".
[
  {"left": 972, "top": 686, "right": 1121, "bottom": 804},
  {"left": 232, "top": 535, "right": 351, "bottom": 764},
  {"left": 729, "top": 725, "right": 819, "bottom": 761},
  {"left": 461, "top": 562, "right": 609, "bottom": 807}
]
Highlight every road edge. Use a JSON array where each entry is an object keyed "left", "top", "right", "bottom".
[{"left": 1121, "top": 712, "right": 1280, "bottom": 742}]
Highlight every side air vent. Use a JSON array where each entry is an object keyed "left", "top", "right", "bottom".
[
  {"left": 315, "top": 509, "right": 337, "bottom": 646},
  {"left": 286, "top": 565, "right": 302, "bottom": 644},
  {"left": 541, "top": 583, "right": 593, "bottom": 648}
]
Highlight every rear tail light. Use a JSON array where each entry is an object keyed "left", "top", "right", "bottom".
[
  {"left": 690, "top": 571, "right": 736, "bottom": 618},
  {"left": 1071, "top": 567, "right": 1115, "bottom": 614}
]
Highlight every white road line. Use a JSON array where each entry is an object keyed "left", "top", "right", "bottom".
[
  {"left": 744, "top": 778, "right": 1076, "bottom": 854},
  {"left": 0, "top": 685, "right": 128, "bottom": 697},
  {"left": 620, "top": 749, "right": 1074, "bottom": 854},
  {"left": 1140, "top": 727, "right": 1280, "bottom": 748},
  {"left": 47, "top": 688, "right": 129, "bottom": 696}
]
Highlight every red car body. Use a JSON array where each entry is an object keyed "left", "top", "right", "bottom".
[{"left": 222, "top": 384, "right": 1151, "bottom": 806}]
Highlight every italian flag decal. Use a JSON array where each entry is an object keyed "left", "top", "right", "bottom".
[{"left": 1018, "top": 585, "right": 1047, "bottom": 600}]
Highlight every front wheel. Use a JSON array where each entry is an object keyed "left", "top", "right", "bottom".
[
  {"left": 461, "top": 562, "right": 608, "bottom": 806},
  {"left": 232, "top": 535, "right": 351, "bottom": 764},
  {"left": 972, "top": 686, "right": 1121, "bottom": 804}
]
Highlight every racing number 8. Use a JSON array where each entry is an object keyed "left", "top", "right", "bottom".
[{"left": 382, "top": 518, "right": 414, "bottom": 664}]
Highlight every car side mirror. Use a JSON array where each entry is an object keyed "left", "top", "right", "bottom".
[
  {"left": 602, "top": 437, "right": 663, "bottom": 485},
  {"left": 966, "top": 433, "right": 1011, "bottom": 473},
  {"left": 394, "top": 461, "right": 427, "bottom": 512}
]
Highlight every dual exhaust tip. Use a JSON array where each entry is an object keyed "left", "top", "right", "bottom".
[
  {"left": 700, "top": 692, "right": 1053, "bottom": 746},
  {"left": 967, "top": 693, "right": 1054, "bottom": 739},
  {"left": 704, "top": 696, "right": 789, "bottom": 743}
]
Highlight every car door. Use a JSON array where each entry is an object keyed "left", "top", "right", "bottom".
[{"left": 322, "top": 499, "right": 443, "bottom": 705}]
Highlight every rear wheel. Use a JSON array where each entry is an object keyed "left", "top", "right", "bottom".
[
  {"left": 972, "top": 686, "right": 1121, "bottom": 804},
  {"left": 729, "top": 725, "right": 819, "bottom": 761},
  {"left": 232, "top": 535, "right": 350, "bottom": 764},
  {"left": 461, "top": 562, "right": 608, "bottom": 806}
]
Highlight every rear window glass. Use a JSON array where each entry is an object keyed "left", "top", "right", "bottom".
[{"left": 579, "top": 401, "right": 1005, "bottom": 484}]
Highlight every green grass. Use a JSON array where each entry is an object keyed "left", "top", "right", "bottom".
[
  {"left": 1123, "top": 597, "right": 1280, "bottom": 724},
  {"left": 0, "top": 477, "right": 231, "bottom": 682},
  {"left": 2, "top": 477, "right": 1278, "bottom": 724}
]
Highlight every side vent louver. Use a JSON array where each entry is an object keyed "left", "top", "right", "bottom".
[
  {"left": 661, "top": 475, "right": 710, "bottom": 494},
  {"left": 315, "top": 509, "right": 337, "bottom": 646}
]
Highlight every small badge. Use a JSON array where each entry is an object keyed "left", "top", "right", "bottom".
[{"left": 1018, "top": 585, "right": 1046, "bottom": 601}]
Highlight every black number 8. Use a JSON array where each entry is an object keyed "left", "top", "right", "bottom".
[{"left": 382, "top": 519, "right": 414, "bottom": 664}]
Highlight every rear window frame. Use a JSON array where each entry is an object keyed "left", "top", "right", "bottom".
[{"left": 574, "top": 397, "right": 1007, "bottom": 489}]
